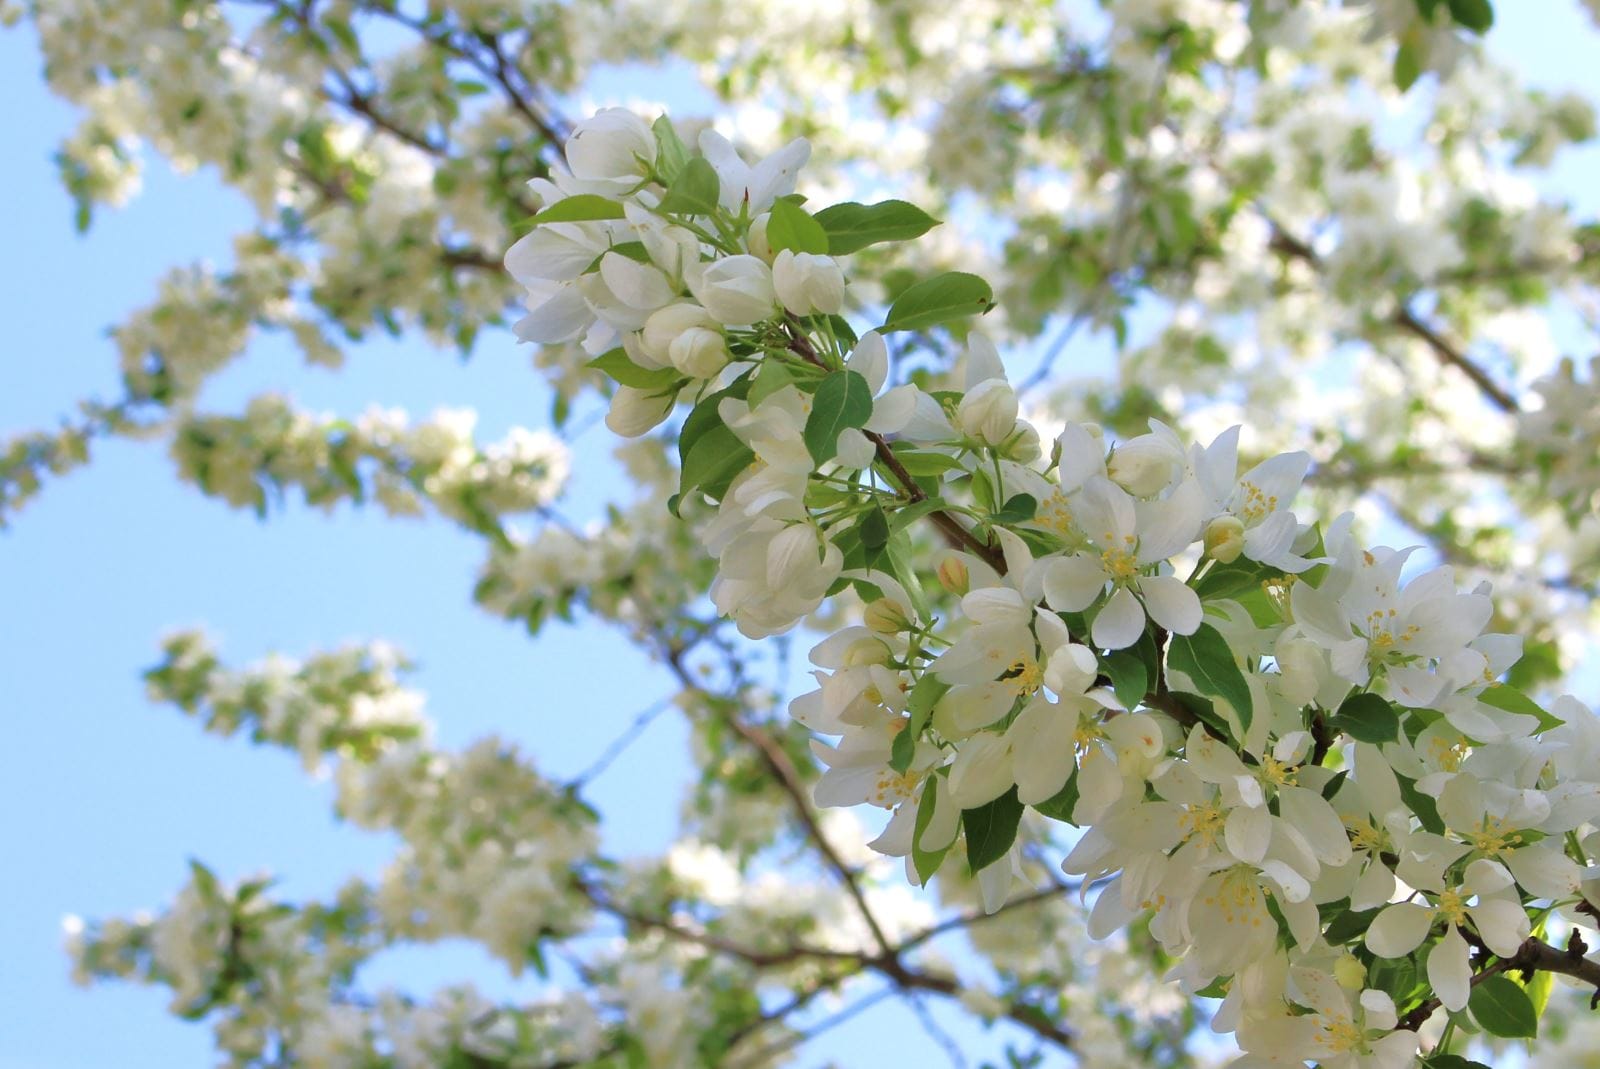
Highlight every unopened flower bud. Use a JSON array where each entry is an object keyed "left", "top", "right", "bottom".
[
  {"left": 937, "top": 556, "right": 970, "bottom": 595},
  {"left": 842, "top": 636, "right": 892, "bottom": 666},
  {"left": 641, "top": 302, "right": 714, "bottom": 363},
  {"left": 689, "top": 255, "right": 778, "bottom": 326},
  {"left": 1003, "top": 422, "right": 1041, "bottom": 463},
  {"left": 1107, "top": 435, "right": 1181, "bottom": 497},
  {"left": 1333, "top": 954, "right": 1366, "bottom": 991},
  {"left": 1204, "top": 514, "right": 1246, "bottom": 563},
  {"left": 747, "top": 214, "right": 776, "bottom": 263},
  {"left": 864, "top": 598, "right": 911, "bottom": 634},
  {"left": 767, "top": 524, "right": 822, "bottom": 590},
  {"left": 956, "top": 379, "right": 1018, "bottom": 446},
  {"left": 565, "top": 108, "right": 655, "bottom": 182},
  {"left": 668, "top": 326, "right": 730, "bottom": 379},
  {"left": 772, "top": 249, "right": 845, "bottom": 315},
  {"left": 605, "top": 385, "right": 674, "bottom": 438}
]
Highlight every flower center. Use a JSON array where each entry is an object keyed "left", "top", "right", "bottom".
[
  {"left": 1314, "top": 1015, "right": 1362, "bottom": 1054},
  {"left": 1100, "top": 535, "right": 1139, "bottom": 581},
  {"left": 1436, "top": 887, "right": 1469, "bottom": 928},
  {"left": 1181, "top": 800, "right": 1227, "bottom": 849},
  {"left": 869, "top": 768, "right": 920, "bottom": 808},
  {"left": 1237, "top": 480, "right": 1278, "bottom": 523},
  {"left": 1003, "top": 658, "right": 1044, "bottom": 695}
]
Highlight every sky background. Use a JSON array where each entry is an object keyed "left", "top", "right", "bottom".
[{"left": 3, "top": 6, "right": 1599, "bottom": 1068}]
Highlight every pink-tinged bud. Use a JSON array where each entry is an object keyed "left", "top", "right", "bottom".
[{"left": 937, "top": 556, "right": 970, "bottom": 595}]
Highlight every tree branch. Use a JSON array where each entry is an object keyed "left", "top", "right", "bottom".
[{"left": 1399, "top": 934, "right": 1600, "bottom": 1031}]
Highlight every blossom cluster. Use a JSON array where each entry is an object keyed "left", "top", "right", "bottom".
[{"left": 507, "top": 106, "right": 1600, "bottom": 1066}]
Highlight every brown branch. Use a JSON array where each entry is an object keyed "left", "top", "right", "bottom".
[
  {"left": 782, "top": 316, "right": 1007, "bottom": 573},
  {"left": 1264, "top": 219, "right": 1518, "bottom": 414},
  {"left": 1399, "top": 934, "right": 1600, "bottom": 1031}
]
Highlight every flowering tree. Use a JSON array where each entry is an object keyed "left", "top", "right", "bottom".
[{"left": 10, "top": 0, "right": 1600, "bottom": 1066}]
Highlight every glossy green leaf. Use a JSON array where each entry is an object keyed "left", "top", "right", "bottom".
[
  {"left": 812, "top": 199, "right": 940, "bottom": 255},
  {"left": 1102, "top": 651, "right": 1146, "bottom": 710},
  {"left": 803, "top": 370, "right": 874, "bottom": 464},
  {"left": 1167, "top": 624, "right": 1253, "bottom": 736},
  {"left": 1330, "top": 692, "right": 1400, "bottom": 744},
  {"left": 586, "top": 349, "right": 683, "bottom": 391},
  {"left": 881, "top": 272, "right": 994, "bottom": 334},
  {"left": 1470, "top": 974, "right": 1538, "bottom": 1038},
  {"left": 912, "top": 777, "right": 953, "bottom": 883},
  {"left": 533, "top": 194, "right": 626, "bottom": 223},
  {"left": 962, "top": 786, "right": 1023, "bottom": 872},
  {"left": 651, "top": 115, "right": 690, "bottom": 183},
  {"left": 657, "top": 157, "right": 721, "bottom": 215},
  {"left": 767, "top": 198, "right": 830, "bottom": 255}
]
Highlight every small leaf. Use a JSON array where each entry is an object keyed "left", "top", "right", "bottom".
[
  {"left": 962, "top": 786, "right": 1024, "bottom": 872},
  {"left": 1394, "top": 37, "right": 1423, "bottom": 91},
  {"left": 767, "top": 198, "right": 830, "bottom": 255},
  {"left": 1447, "top": 0, "right": 1493, "bottom": 32},
  {"left": 912, "top": 778, "right": 953, "bottom": 884},
  {"left": 890, "top": 448, "right": 967, "bottom": 476},
  {"left": 813, "top": 199, "right": 941, "bottom": 255},
  {"left": 1424, "top": 1056, "right": 1495, "bottom": 1069},
  {"left": 889, "top": 728, "right": 916, "bottom": 776},
  {"left": 678, "top": 424, "right": 753, "bottom": 507},
  {"left": 881, "top": 272, "right": 994, "bottom": 334},
  {"left": 1395, "top": 772, "right": 1445, "bottom": 834},
  {"left": 1478, "top": 685, "right": 1565, "bottom": 732},
  {"left": 1103, "top": 651, "right": 1146, "bottom": 710},
  {"left": 1167, "top": 624, "right": 1254, "bottom": 736},
  {"left": 657, "top": 157, "right": 721, "bottom": 215},
  {"left": 586, "top": 349, "right": 683, "bottom": 391},
  {"left": 533, "top": 194, "right": 626, "bottom": 223},
  {"left": 651, "top": 115, "right": 690, "bottom": 183},
  {"left": 1329, "top": 692, "right": 1400, "bottom": 744},
  {"left": 1469, "top": 974, "right": 1538, "bottom": 1038},
  {"left": 992, "top": 493, "right": 1037, "bottom": 526},
  {"left": 1032, "top": 772, "right": 1079, "bottom": 823},
  {"left": 1322, "top": 904, "right": 1378, "bottom": 945},
  {"left": 860, "top": 505, "right": 890, "bottom": 551},
  {"left": 748, "top": 359, "right": 796, "bottom": 407},
  {"left": 1320, "top": 769, "right": 1349, "bottom": 801},
  {"left": 803, "top": 370, "right": 874, "bottom": 464}
]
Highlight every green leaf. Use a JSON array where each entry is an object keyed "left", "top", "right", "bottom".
[
  {"left": 1329, "top": 692, "right": 1400, "bottom": 744},
  {"left": 657, "top": 157, "right": 721, "bottom": 215},
  {"left": 1424, "top": 1056, "right": 1495, "bottom": 1069},
  {"left": 991, "top": 493, "right": 1037, "bottom": 526},
  {"left": 1395, "top": 772, "right": 1445, "bottom": 834},
  {"left": 962, "top": 787, "right": 1023, "bottom": 872},
  {"left": 748, "top": 359, "right": 796, "bottom": 407},
  {"left": 803, "top": 370, "right": 874, "bottom": 464},
  {"left": 767, "top": 198, "right": 830, "bottom": 255},
  {"left": 1193, "top": 554, "right": 1272, "bottom": 601},
  {"left": 1032, "top": 772, "right": 1080, "bottom": 823},
  {"left": 1394, "top": 38, "right": 1423, "bottom": 91},
  {"left": 1322, "top": 905, "right": 1379, "bottom": 945},
  {"left": 533, "top": 194, "right": 626, "bottom": 223},
  {"left": 678, "top": 424, "right": 753, "bottom": 507},
  {"left": 885, "top": 529, "right": 931, "bottom": 624},
  {"left": 586, "top": 349, "right": 683, "bottom": 391},
  {"left": 905, "top": 673, "right": 950, "bottom": 740},
  {"left": 859, "top": 505, "right": 890, "bottom": 551},
  {"left": 1167, "top": 624, "right": 1254, "bottom": 736},
  {"left": 1447, "top": 0, "right": 1493, "bottom": 32},
  {"left": 881, "top": 272, "right": 994, "bottom": 334},
  {"left": 890, "top": 447, "right": 967, "bottom": 476},
  {"left": 812, "top": 199, "right": 941, "bottom": 255},
  {"left": 889, "top": 728, "right": 916, "bottom": 777},
  {"left": 1478, "top": 685, "right": 1565, "bottom": 732},
  {"left": 651, "top": 115, "right": 690, "bottom": 183},
  {"left": 1469, "top": 974, "right": 1538, "bottom": 1038},
  {"left": 1103, "top": 651, "right": 1146, "bottom": 710},
  {"left": 912, "top": 778, "right": 953, "bottom": 884}
]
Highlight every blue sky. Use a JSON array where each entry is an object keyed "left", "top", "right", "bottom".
[{"left": 2, "top": 6, "right": 1599, "bottom": 1068}]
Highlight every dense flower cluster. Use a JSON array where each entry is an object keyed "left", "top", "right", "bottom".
[{"left": 504, "top": 105, "right": 1600, "bottom": 1066}]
